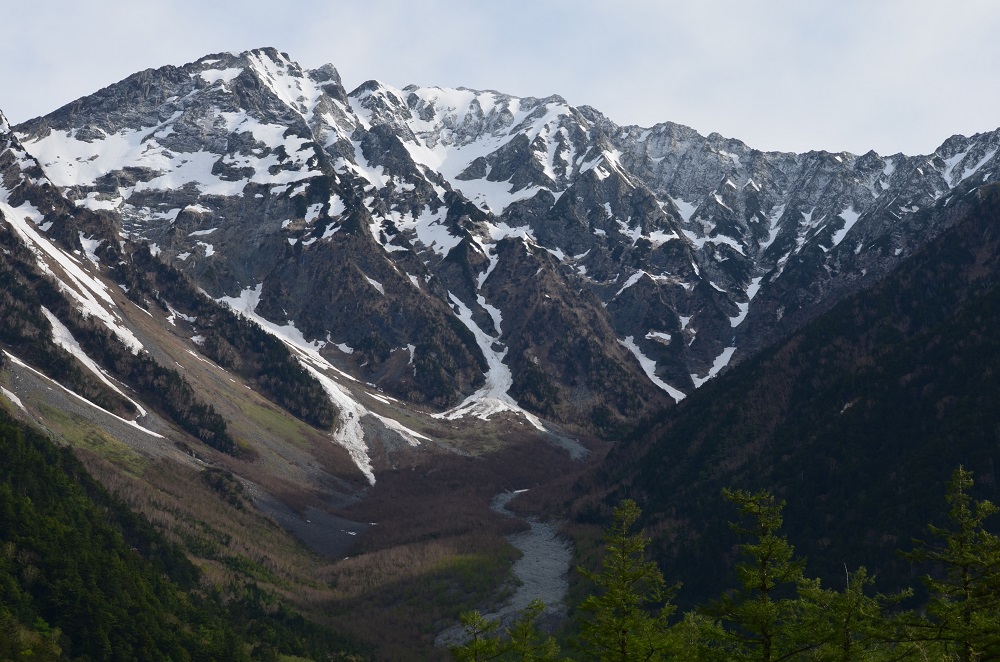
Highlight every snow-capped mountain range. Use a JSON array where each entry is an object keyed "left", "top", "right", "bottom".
[{"left": 4, "top": 47, "right": 1000, "bottom": 482}]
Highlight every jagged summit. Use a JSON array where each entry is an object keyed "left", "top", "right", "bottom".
[{"left": 10, "top": 47, "right": 1000, "bottom": 461}]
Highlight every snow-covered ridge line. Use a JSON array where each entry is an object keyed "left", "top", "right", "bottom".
[{"left": 14, "top": 45, "right": 1000, "bottom": 418}]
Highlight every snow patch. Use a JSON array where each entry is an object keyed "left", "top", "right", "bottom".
[
  {"left": 941, "top": 149, "right": 969, "bottom": 184},
  {"left": 760, "top": 205, "right": 786, "bottom": 250},
  {"left": 960, "top": 149, "right": 997, "bottom": 184},
  {"left": 1, "top": 387, "right": 25, "bottom": 411},
  {"left": 729, "top": 276, "right": 764, "bottom": 328},
  {"left": 305, "top": 203, "right": 323, "bottom": 223},
  {"left": 79, "top": 234, "right": 104, "bottom": 264},
  {"left": 712, "top": 193, "right": 733, "bottom": 212},
  {"left": 0, "top": 200, "right": 143, "bottom": 353},
  {"left": 831, "top": 207, "right": 861, "bottom": 247},
  {"left": 365, "top": 275, "right": 385, "bottom": 295},
  {"left": 707, "top": 234, "right": 746, "bottom": 256},
  {"left": 395, "top": 205, "right": 462, "bottom": 256},
  {"left": 615, "top": 270, "right": 646, "bottom": 297},
  {"left": 433, "top": 294, "right": 544, "bottom": 430},
  {"left": 329, "top": 194, "right": 347, "bottom": 217},
  {"left": 620, "top": 336, "right": 685, "bottom": 402},
  {"left": 691, "top": 347, "right": 736, "bottom": 387},
  {"left": 4, "top": 351, "right": 161, "bottom": 438},
  {"left": 42, "top": 306, "right": 145, "bottom": 412},
  {"left": 199, "top": 67, "right": 244, "bottom": 85}
]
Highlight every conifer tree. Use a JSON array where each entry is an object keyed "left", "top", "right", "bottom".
[
  {"left": 702, "top": 489, "right": 813, "bottom": 661},
  {"left": 505, "top": 599, "right": 562, "bottom": 661},
  {"left": 576, "top": 499, "right": 677, "bottom": 661},
  {"left": 451, "top": 610, "right": 504, "bottom": 662},
  {"left": 451, "top": 600, "right": 561, "bottom": 661},
  {"left": 796, "top": 566, "right": 913, "bottom": 661},
  {"left": 902, "top": 466, "right": 1000, "bottom": 661},
  {"left": 665, "top": 612, "right": 729, "bottom": 662}
]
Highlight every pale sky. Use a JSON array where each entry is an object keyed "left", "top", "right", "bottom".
[{"left": 2, "top": 0, "right": 999, "bottom": 155}]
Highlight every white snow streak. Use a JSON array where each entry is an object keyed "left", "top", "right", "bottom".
[
  {"left": 832, "top": 208, "right": 861, "bottom": 247},
  {"left": 0, "top": 200, "right": 143, "bottom": 353},
  {"left": 1, "top": 387, "right": 25, "bottom": 411},
  {"left": 433, "top": 294, "right": 544, "bottom": 430},
  {"left": 364, "top": 275, "right": 385, "bottom": 295},
  {"left": 691, "top": 347, "right": 736, "bottom": 388},
  {"left": 959, "top": 149, "right": 997, "bottom": 184},
  {"left": 79, "top": 234, "right": 104, "bottom": 264},
  {"left": 729, "top": 276, "right": 764, "bottom": 328},
  {"left": 218, "top": 285, "right": 428, "bottom": 484},
  {"left": 615, "top": 271, "right": 646, "bottom": 297},
  {"left": 759, "top": 204, "right": 786, "bottom": 250},
  {"left": 620, "top": 336, "right": 685, "bottom": 403},
  {"left": 41, "top": 307, "right": 149, "bottom": 418},
  {"left": 3, "top": 351, "right": 162, "bottom": 438}
]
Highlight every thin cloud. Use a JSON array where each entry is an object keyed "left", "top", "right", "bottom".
[{"left": 2, "top": 0, "right": 998, "bottom": 155}]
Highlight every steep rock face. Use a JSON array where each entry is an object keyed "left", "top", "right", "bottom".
[
  {"left": 14, "top": 47, "right": 1000, "bottom": 430},
  {"left": 255, "top": 210, "right": 487, "bottom": 407},
  {"left": 3, "top": 104, "right": 437, "bottom": 488},
  {"left": 0, "top": 114, "right": 138, "bottom": 417},
  {"left": 15, "top": 48, "right": 491, "bottom": 411},
  {"left": 1, "top": 108, "right": 118, "bottom": 257},
  {"left": 12, "top": 49, "right": 665, "bottom": 429},
  {"left": 480, "top": 237, "right": 671, "bottom": 429},
  {"left": 0, "top": 113, "right": 248, "bottom": 452}
]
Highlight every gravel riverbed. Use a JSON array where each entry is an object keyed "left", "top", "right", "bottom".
[{"left": 436, "top": 489, "right": 573, "bottom": 646}]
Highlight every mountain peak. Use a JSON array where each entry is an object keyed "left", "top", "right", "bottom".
[
  {"left": 309, "top": 62, "right": 344, "bottom": 85},
  {"left": 243, "top": 46, "right": 292, "bottom": 65},
  {"left": 350, "top": 78, "right": 401, "bottom": 99},
  {"left": 11, "top": 46, "right": 1000, "bottom": 457}
]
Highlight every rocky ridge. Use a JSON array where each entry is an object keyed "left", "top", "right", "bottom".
[{"left": 13, "top": 47, "right": 1000, "bottom": 435}]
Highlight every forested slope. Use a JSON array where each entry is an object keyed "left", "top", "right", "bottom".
[
  {"left": 579, "top": 183, "right": 1000, "bottom": 605},
  {"left": 0, "top": 405, "right": 360, "bottom": 660}
]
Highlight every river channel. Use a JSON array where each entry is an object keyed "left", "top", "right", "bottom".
[{"left": 436, "top": 489, "right": 573, "bottom": 646}]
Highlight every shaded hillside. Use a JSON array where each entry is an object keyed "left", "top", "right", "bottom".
[
  {"left": 579, "top": 182, "right": 1000, "bottom": 605},
  {"left": 0, "top": 406, "right": 360, "bottom": 660}
]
